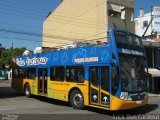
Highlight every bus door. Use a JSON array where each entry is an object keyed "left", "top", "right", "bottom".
[
  {"left": 38, "top": 68, "right": 48, "bottom": 94},
  {"left": 89, "top": 66, "right": 110, "bottom": 108}
]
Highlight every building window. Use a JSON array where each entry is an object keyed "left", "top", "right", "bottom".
[
  {"left": 109, "top": 10, "right": 121, "bottom": 18},
  {"left": 66, "top": 66, "right": 84, "bottom": 83},
  {"left": 50, "top": 66, "right": 64, "bottom": 81},
  {"left": 143, "top": 21, "right": 148, "bottom": 28},
  {"left": 27, "top": 68, "right": 36, "bottom": 79}
]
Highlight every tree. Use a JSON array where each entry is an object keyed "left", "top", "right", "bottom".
[
  {"left": 0, "top": 47, "right": 26, "bottom": 68},
  {"left": 0, "top": 44, "right": 3, "bottom": 58}
]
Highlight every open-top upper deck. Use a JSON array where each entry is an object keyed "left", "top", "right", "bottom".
[{"left": 16, "top": 42, "right": 113, "bottom": 68}]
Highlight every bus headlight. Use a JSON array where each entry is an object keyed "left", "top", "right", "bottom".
[
  {"left": 144, "top": 92, "right": 148, "bottom": 98},
  {"left": 120, "top": 92, "right": 132, "bottom": 101},
  {"left": 140, "top": 92, "right": 148, "bottom": 98}
]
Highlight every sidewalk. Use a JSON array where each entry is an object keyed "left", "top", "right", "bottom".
[
  {"left": 0, "top": 79, "right": 8, "bottom": 82},
  {"left": 149, "top": 93, "right": 160, "bottom": 97}
]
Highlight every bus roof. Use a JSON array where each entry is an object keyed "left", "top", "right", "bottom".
[{"left": 15, "top": 43, "right": 112, "bottom": 68}]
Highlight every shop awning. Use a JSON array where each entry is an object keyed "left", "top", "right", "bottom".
[
  {"left": 154, "top": 38, "right": 160, "bottom": 43},
  {"left": 147, "top": 68, "right": 160, "bottom": 77}
]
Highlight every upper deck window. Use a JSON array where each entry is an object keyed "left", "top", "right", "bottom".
[{"left": 115, "top": 31, "right": 143, "bottom": 48}]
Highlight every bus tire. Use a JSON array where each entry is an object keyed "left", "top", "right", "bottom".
[
  {"left": 24, "top": 84, "right": 31, "bottom": 98},
  {"left": 70, "top": 90, "right": 84, "bottom": 109}
]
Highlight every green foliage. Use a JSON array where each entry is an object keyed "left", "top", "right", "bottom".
[{"left": 0, "top": 47, "right": 26, "bottom": 66}]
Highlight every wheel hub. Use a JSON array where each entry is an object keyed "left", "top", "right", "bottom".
[
  {"left": 25, "top": 87, "right": 30, "bottom": 95},
  {"left": 73, "top": 93, "right": 83, "bottom": 106}
]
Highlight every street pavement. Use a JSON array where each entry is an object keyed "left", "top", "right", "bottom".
[{"left": 0, "top": 80, "right": 160, "bottom": 120}]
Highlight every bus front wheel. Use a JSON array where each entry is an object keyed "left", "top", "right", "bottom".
[
  {"left": 24, "top": 84, "right": 31, "bottom": 98},
  {"left": 70, "top": 90, "right": 84, "bottom": 109}
]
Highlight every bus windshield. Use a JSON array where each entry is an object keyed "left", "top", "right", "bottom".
[
  {"left": 115, "top": 31, "right": 143, "bottom": 48},
  {"left": 119, "top": 54, "right": 147, "bottom": 93}
]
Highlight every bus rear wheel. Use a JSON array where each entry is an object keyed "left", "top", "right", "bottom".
[
  {"left": 70, "top": 90, "right": 84, "bottom": 109},
  {"left": 24, "top": 84, "right": 31, "bottom": 98}
]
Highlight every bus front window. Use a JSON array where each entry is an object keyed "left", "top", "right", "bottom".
[
  {"left": 119, "top": 54, "right": 147, "bottom": 93},
  {"left": 115, "top": 31, "right": 143, "bottom": 48}
]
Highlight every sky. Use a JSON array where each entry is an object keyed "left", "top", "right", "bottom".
[{"left": 0, "top": 0, "right": 160, "bottom": 50}]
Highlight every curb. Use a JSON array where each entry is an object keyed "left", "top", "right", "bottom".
[{"left": 149, "top": 93, "right": 160, "bottom": 97}]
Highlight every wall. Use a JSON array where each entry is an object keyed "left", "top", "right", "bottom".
[
  {"left": 107, "top": 0, "right": 135, "bottom": 33},
  {"left": 135, "top": 13, "right": 154, "bottom": 37},
  {"left": 43, "top": 0, "right": 134, "bottom": 48},
  {"left": 43, "top": 0, "right": 107, "bottom": 48}
]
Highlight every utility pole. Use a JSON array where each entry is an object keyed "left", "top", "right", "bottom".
[
  {"left": 11, "top": 43, "right": 13, "bottom": 58},
  {"left": 0, "top": 44, "right": 2, "bottom": 70},
  {"left": 0, "top": 43, "right": 2, "bottom": 58},
  {"left": 10, "top": 43, "right": 14, "bottom": 69},
  {"left": 142, "top": 6, "right": 154, "bottom": 38},
  {"left": 151, "top": 6, "right": 154, "bottom": 35}
]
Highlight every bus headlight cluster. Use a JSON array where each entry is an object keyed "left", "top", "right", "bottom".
[
  {"left": 120, "top": 92, "right": 132, "bottom": 101},
  {"left": 141, "top": 92, "right": 148, "bottom": 98},
  {"left": 145, "top": 93, "right": 148, "bottom": 98}
]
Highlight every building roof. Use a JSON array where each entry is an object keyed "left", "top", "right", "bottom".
[
  {"left": 148, "top": 68, "right": 160, "bottom": 77},
  {"left": 154, "top": 38, "right": 160, "bottom": 42},
  {"left": 143, "top": 38, "right": 160, "bottom": 47}
]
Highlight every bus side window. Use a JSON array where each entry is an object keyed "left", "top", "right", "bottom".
[
  {"left": 112, "top": 66, "right": 119, "bottom": 95},
  {"left": 66, "top": 66, "right": 85, "bottom": 83},
  {"left": 50, "top": 66, "right": 64, "bottom": 81},
  {"left": 90, "top": 68, "right": 98, "bottom": 87},
  {"left": 13, "top": 69, "right": 19, "bottom": 78},
  {"left": 27, "top": 68, "right": 36, "bottom": 80},
  {"left": 101, "top": 67, "right": 109, "bottom": 91},
  {"left": 66, "top": 67, "right": 75, "bottom": 82},
  {"left": 19, "top": 68, "right": 26, "bottom": 79},
  {"left": 76, "top": 67, "right": 84, "bottom": 83}
]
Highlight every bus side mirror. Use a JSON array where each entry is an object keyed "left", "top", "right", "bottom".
[
  {"left": 110, "top": 59, "right": 117, "bottom": 67},
  {"left": 146, "top": 73, "right": 151, "bottom": 79},
  {"left": 146, "top": 73, "right": 151, "bottom": 92}
]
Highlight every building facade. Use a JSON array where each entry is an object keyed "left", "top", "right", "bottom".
[
  {"left": 42, "top": 0, "right": 134, "bottom": 48},
  {"left": 135, "top": 8, "right": 160, "bottom": 93},
  {"left": 135, "top": 8, "right": 160, "bottom": 38}
]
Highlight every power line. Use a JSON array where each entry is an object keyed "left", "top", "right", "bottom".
[
  {"left": 0, "top": 28, "right": 79, "bottom": 41},
  {"left": 54, "top": 0, "right": 107, "bottom": 30},
  {"left": 0, "top": 21, "right": 95, "bottom": 37},
  {"left": 0, "top": 10, "right": 104, "bottom": 30},
  {"left": 0, "top": 36, "right": 42, "bottom": 43},
  {"left": 0, "top": 35, "right": 72, "bottom": 44},
  {"left": 0, "top": 29, "right": 107, "bottom": 50},
  {"left": 0, "top": 6, "right": 45, "bottom": 17},
  {"left": 0, "top": 8, "right": 104, "bottom": 28},
  {"left": 0, "top": 0, "right": 108, "bottom": 47},
  {"left": 0, "top": 27, "right": 107, "bottom": 44},
  {"left": 0, "top": 1, "right": 106, "bottom": 28},
  {"left": 0, "top": 35, "right": 108, "bottom": 49},
  {"left": 0, "top": 0, "right": 56, "bottom": 14},
  {"left": 0, "top": 4, "right": 105, "bottom": 27},
  {"left": 0, "top": 0, "right": 105, "bottom": 25}
]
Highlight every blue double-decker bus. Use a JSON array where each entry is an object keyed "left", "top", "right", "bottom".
[{"left": 12, "top": 28, "right": 148, "bottom": 110}]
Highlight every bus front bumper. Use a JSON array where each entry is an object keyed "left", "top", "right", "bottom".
[{"left": 110, "top": 96, "right": 148, "bottom": 111}]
